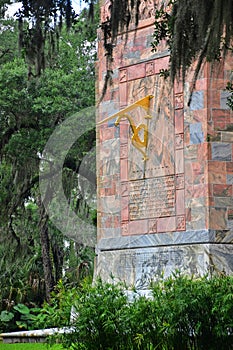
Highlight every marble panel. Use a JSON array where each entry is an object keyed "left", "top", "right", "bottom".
[
  {"left": 189, "top": 91, "right": 204, "bottom": 111},
  {"left": 209, "top": 207, "right": 227, "bottom": 230},
  {"left": 96, "top": 229, "right": 233, "bottom": 251},
  {"left": 220, "top": 90, "right": 231, "bottom": 110},
  {"left": 211, "top": 143, "right": 232, "bottom": 161},
  {"left": 95, "top": 244, "right": 233, "bottom": 288},
  {"left": 190, "top": 123, "right": 204, "bottom": 144}
]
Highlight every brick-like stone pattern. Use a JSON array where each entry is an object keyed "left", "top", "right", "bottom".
[{"left": 97, "top": 0, "right": 233, "bottom": 241}]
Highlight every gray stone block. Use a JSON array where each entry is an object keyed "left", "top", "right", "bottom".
[
  {"left": 95, "top": 243, "right": 233, "bottom": 289},
  {"left": 190, "top": 123, "right": 204, "bottom": 144},
  {"left": 211, "top": 143, "right": 232, "bottom": 161},
  {"left": 189, "top": 91, "right": 204, "bottom": 110},
  {"left": 96, "top": 229, "right": 233, "bottom": 252},
  {"left": 227, "top": 174, "right": 233, "bottom": 184},
  {"left": 220, "top": 90, "right": 231, "bottom": 110}
]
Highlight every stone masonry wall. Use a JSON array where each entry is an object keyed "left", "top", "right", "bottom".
[{"left": 95, "top": 0, "right": 233, "bottom": 285}]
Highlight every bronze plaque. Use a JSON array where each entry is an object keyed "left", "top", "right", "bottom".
[{"left": 129, "top": 175, "right": 176, "bottom": 220}]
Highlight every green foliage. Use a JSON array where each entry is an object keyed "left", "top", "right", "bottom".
[
  {"left": 152, "top": 0, "right": 233, "bottom": 89},
  {"left": 0, "top": 280, "right": 80, "bottom": 331},
  {"left": 32, "top": 279, "right": 79, "bottom": 330},
  {"left": 61, "top": 278, "right": 129, "bottom": 350},
  {"left": 59, "top": 274, "right": 233, "bottom": 350},
  {"left": 0, "top": 6, "right": 98, "bottom": 313}
]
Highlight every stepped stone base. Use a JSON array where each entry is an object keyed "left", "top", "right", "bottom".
[{"left": 95, "top": 230, "right": 233, "bottom": 288}]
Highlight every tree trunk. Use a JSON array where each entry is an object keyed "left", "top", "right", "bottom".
[
  {"left": 38, "top": 196, "right": 55, "bottom": 302},
  {"left": 52, "top": 240, "right": 64, "bottom": 284}
]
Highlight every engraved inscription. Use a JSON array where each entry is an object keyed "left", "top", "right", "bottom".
[{"left": 129, "top": 176, "right": 175, "bottom": 220}]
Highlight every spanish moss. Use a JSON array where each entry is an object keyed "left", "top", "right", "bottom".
[{"left": 153, "top": 0, "right": 233, "bottom": 96}]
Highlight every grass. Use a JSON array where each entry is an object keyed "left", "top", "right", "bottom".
[{"left": 0, "top": 343, "right": 63, "bottom": 350}]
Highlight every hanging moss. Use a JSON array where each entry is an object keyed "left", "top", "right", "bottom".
[
  {"left": 153, "top": 0, "right": 233, "bottom": 95},
  {"left": 16, "top": 0, "right": 76, "bottom": 77},
  {"left": 99, "top": 0, "right": 140, "bottom": 101}
]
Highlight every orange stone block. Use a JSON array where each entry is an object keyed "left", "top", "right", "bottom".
[
  {"left": 157, "top": 216, "right": 176, "bottom": 233},
  {"left": 120, "top": 159, "right": 128, "bottom": 181},
  {"left": 128, "top": 220, "right": 148, "bottom": 235},
  {"left": 213, "top": 184, "right": 232, "bottom": 197},
  {"left": 209, "top": 207, "right": 227, "bottom": 230},
  {"left": 176, "top": 189, "right": 185, "bottom": 215},
  {"left": 208, "top": 161, "right": 226, "bottom": 184}
]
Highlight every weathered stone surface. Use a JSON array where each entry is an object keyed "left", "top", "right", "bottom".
[
  {"left": 96, "top": 230, "right": 233, "bottom": 251},
  {"left": 95, "top": 243, "right": 233, "bottom": 288},
  {"left": 190, "top": 123, "right": 204, "bottom": 144},
  {"left": 220, "top": 90, "right": 231, "bottom": 109},
  {"left": 96, "top": 0, "right": 233, "bottom": 286},
  {"left": 129, "top": 176, "right": 176, "bottom": 220},
  {"left": 211, "top": 143, "right": 232, "bottom": 161},
  {"left": 189, "top": 91, "right": 204, "bottom": 110}
]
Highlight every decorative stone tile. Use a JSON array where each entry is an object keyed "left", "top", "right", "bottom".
[
  {"left": 208, "top": 161, "right": 226, "bottom": 184},
  {"left": 120, "top": 144, "right": 128, "bottom": 159},
  {"left": 176, "top": 216, "right": 186, "bottom": 231},
  {"left": 174, "top": 80, "right": 183, "bottom": 94},
  {"left": 146, "top": 61, "right": 155, "bottom": 76},
  {"left": 176, "top": 189, "right": 185, "bottom": 215},
  {"left": 119, "top": 82, "right": 128, "bottom": 107},
  {"left": 220, "top": 90, "right": 231, "bottom": 109},
  {"left": 176, "top": 174, "right": 185, "bottom": 189},
  {"left": 189, "top": 207, "right": 206, "bottom": 230},
  {"left": 99, "top": 125, "right": 116, "bottom": 142},
  {"left": 175, "top": 110, "right": 184, "bottom": 134},
  {"left": 95, "top": 244, "right": 233, "bottom": 287},
  {"left": 121, "top": 182, "right": 128, "bottom": 197},
  {"left": 157, "top": 216, "right": 176, "bottom": 233},
  {"left": 227, "top": 174, "right": 233, "bottom": 184},
  {"left": 120, "top": 122, "right": 129, "bottom": 143},
  {"left": 148, "top": 219, "right": 157, "bottom": 233},
  {"left": 127, "top": 63, "right": 145, "bottom": 81},
  {"left": 175, "top": 133, "right": 184, "bottom": 149},
  {"left": 175, "top": 149, "right": 184, "bottom": 174},
  {"left": 120, "top": 159, "right": 128, "bottom": 181},
  {"left": 99, "top": 195, "right": 121, "bottom": 216},
  {"left": 215, "top": 197, "right": 233, "bottom": 208},
  {"left": 191, "top": 162, "right": 204, "bottom": 177},
  {"left": 119, "top": 69, "right": 127, "bottom": 83},
  {"left": 174, "top": 93, "right": 184, "bottom": 109},
  {"left": 121, "top": 202, "right": 129, "bottom": 222},
  {"left": 193, "top": 184, "right": 208, "bottom": 198},
  {"left": 189, "top": 91, "right": 204, "bottom": 110},
  {"left": 227, "top": 162, "right": 233, "bottom": 174},
  {"left": 190, "top": 123, "right": 204, "bottom": 144},
  {"left": 211, "top": 143, "right": 232, "bottom": 161},
  {"left": 186, "top": 208, "right": 191, "bottom": 222},
  {"left": 213, "top": 184, "right": 232, "bottom": 197},
  {"left": 184, "top": 144, "right": 198, "bottom": 161},
  {"left": 100, "top": 0, "right": 111, "bottom": 22},
  {"left": 139, "top": 0, "right": 155, "bottom": 20},
  {"left": 129, "top": 219, "right": 148, "bottom": 235},
  {"left": 122, "top": 223, "right": 129, "bottom": 235},
  {"left": 209, "top": 207, "right": 227, "bottom": 230}
]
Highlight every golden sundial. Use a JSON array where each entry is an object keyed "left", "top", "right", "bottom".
[{"left": 97, "top": 95, "right": 154, "bottom": 161}]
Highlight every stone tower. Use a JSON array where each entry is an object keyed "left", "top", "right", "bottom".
[{"left": 95, "top": 0, "right": 233, "bottom": 289}]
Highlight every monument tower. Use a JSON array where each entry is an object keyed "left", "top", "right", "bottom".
[{"left": 96, "top": 0, "right": 233, "bottom": 289}]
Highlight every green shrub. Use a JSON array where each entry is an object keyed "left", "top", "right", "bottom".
[
  {"left": 60, "top": 274, "right": 233, "bottom": 350},
  {"left": 3, "top": 274, "right": 232, "bottom": 349},
  {"left": 0, "top": 280, "right": 79, "bottom": 332}
]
